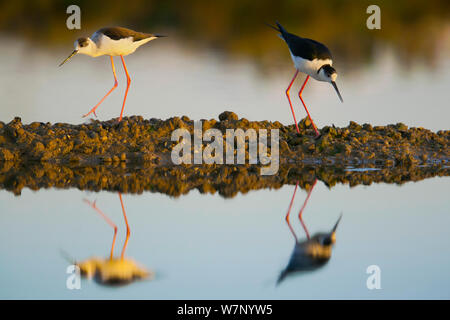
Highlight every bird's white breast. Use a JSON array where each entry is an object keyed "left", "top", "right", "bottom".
[
  {"left": 95, "top": 34, "right": 153, "bottom": 56},
  {"left": 290, "top": 51, "right": 332, "bottom": 81}
]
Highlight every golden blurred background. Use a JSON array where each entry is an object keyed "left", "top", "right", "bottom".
[{"left": 0, "top": 0, "right": 449, "bottom": 72}]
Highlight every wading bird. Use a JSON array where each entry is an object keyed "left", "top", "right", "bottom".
[
  {"left": 59, "top": 27, "right": 165, "bottom": 122},
  {"left": 69, "top": 193, "right": 152, "bottom": 286},
  {"left": 267, "top": 22, "right": 343, "bottom": 138},
  {"left": 278, "top": 180, "right": 342, "bottom": 284}
]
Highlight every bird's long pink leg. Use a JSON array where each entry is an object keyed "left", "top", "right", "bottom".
[
  {"left": 118, "top": 56, "right": 131, "bottom": 122},
  {"left": 297, "top": 179, "right": 317, "bottom": 240},
  {"left": 298, "top": 75, "right": 320, "bottom": 137},
  {"left": 83, "top": 56, "right": 118, "bottom": 119},
  {"left": 118, "top": 193, "right": 130, "bottom": 259},
  {"left": 83, "top": 199, "right": 118, "bottom": 260},
  {"left": 285, "top": 181, "right": 299, "bottom": 241},
  {"left": 285, "top": 70, "right": 300, "bottom": 134}
]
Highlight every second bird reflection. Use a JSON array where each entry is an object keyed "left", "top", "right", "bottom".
[
  {"left": 278, "top": 179, "right": 342, "bottom": 285},
  {"left": 76, "top": 193, "right": 153, "bottom": 286}
]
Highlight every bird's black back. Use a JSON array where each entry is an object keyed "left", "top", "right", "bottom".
[
  {"left": 97, "top": 27, "right": 155, "bottom": 42},
  {"left": 277, "top": 240, "right": 331, "bottom": 284},
  {"left": 274, "top": 22, "right": 333, "bottom": 61}
]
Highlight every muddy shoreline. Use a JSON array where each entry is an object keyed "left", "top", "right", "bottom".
[
  {"left": 0, "top": 112, "right": 448, "bottom": 167},
  {"left": 0, "top": 161, "right": 447, "bottom": 197}
]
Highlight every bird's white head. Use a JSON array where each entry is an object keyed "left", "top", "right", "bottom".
[
  {"left": 74, "top": 37, "right": 96, "bottom": 55},
  {"left": 318, "top": 64, "right": 343, "bottom": 102},
  {"left": 59, "top": 37, "right": 97, "bottom": 66},
  {"left": 317, "top": 64, "right": 337, "bottom": 82}
]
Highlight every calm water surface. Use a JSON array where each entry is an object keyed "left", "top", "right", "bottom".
[{"left": 0, "top": 177, "right": 449, "bottom": 299}]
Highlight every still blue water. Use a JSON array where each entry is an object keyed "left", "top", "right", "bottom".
[{"left": 1, "top": 177, "right": 449, "bottom": 299}]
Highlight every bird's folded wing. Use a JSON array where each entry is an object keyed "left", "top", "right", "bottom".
[
  {"left": 97, "top": 27, "right": 155, "bottom": 42},
  {"left": 284, "top": 33, "right": 333, "bottom": 61}
]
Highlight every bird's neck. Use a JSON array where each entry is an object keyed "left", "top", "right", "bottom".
[{"left": 85, "top": 39, "right": 101, "bottom": 57}]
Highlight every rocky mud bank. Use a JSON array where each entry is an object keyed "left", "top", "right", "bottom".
[{"left": 0, "top": 111, "right": 448, "bottom": 167}]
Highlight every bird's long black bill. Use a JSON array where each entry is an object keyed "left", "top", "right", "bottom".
[
  {"left": 331, "top": 81, "right": 344, "bottom": 103},
  {"left": 59, "top": 50, "right": 78, "bottom": 67},
  {"left": 332, "top": 214, "right": 343, "bottom": 232}
]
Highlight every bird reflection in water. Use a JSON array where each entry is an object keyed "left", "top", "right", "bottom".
[
  {"left": 75, "top": 193, "right": 152, "bottom": 286},
  {"left": 278, "top": 179, "right": 342, "bottom": 284}
]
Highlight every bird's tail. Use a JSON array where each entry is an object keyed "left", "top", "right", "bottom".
[
  {"left": 265, "top": 21, "right": 288, "bottom": 39},
  {"left": 265, "top": 22, "right": 280, "bottom": 33},
  {"left": 143, "top": 34, "right": 167, "bottom": 41},
  {"left": 275, "top": 21, "right": 288, "bottom": 34}
]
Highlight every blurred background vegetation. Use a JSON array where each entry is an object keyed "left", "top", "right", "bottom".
[{"left": 0, "top": 0, "right": 449, "bottom": 71}]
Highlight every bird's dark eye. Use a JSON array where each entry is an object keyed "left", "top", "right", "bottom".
[{"left": 78, "top": 38, "right": 89, "bottom": 47}]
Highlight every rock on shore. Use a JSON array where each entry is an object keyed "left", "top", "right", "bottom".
[{"left": 0, "top": 112, "right": 448, "bottom": 167}]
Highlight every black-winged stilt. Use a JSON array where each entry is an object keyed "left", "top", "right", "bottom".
[
  {"left": 278, "top": 180, "right": 342, "bottom": 284},
  {"left": 77, "top": 193, "right": 152, "bottom": 285},
  {"left": 59, "top": 27, "right": 166, "bottom": 122},
  {"left": 267, "top": 22, "right": 343, "bottom": 138}
]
